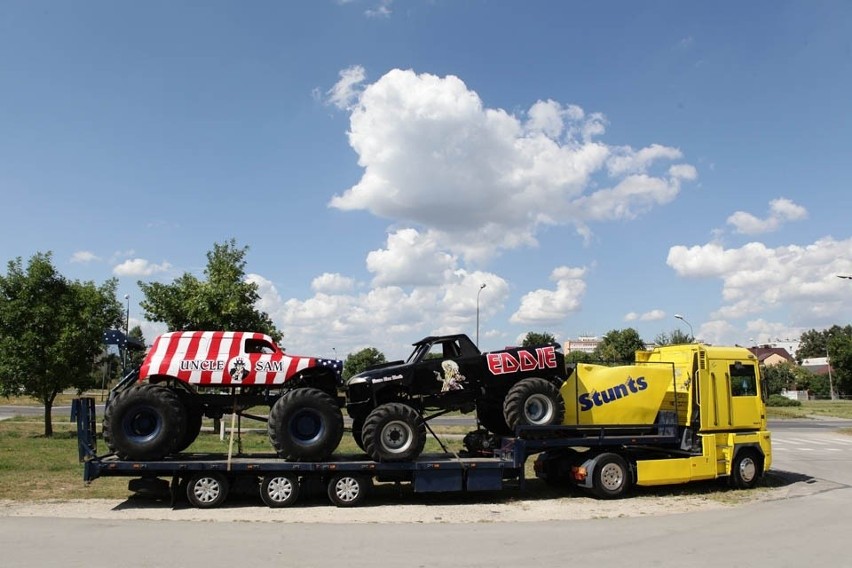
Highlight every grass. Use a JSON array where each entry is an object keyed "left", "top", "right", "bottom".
[{"left": 766, "top": 400, "right": 852, "bottom": 420}]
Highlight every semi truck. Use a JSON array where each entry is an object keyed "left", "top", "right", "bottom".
[{"left": 76, "top": 342, "right": 771, "bottom": 507}]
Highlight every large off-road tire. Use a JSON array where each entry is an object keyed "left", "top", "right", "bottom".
[
  {"left": 591, "top": 453, "right": 631, "bottom": 499},
  {"left": 351, "top": 415, "right": 366, "bottom": 452},
  {"left": 503, "top": 378, "right": 565, "bottom": 431},
  {"left": 268, "top": 388, "right": 344, "bottom": 460},
  {"left": 173, "top": 395, "right": 203, "bottom": 453},
  {"left": 475, "top": 402, "right": 513, "bottom": 436},
  {"left": 362, "top": 402, "right": 426, "bottom": 462},
  {"left": 103, "top": 383, "right": 187, "bottom": 460},
  {"left": 728, "top": 448, "right": 763, "bottom": 489}
]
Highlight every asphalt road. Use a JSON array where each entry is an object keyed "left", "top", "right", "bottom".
[{"left": 1, "top": 413, "right": 851, "bottom": 567}]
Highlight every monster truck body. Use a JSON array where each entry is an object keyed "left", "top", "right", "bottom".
[
  {"left": 345, "top": 334, "right": 568, "bottom": 462},
  {"left": 104, "top": 331, "right": 343, "bottom": 461}
]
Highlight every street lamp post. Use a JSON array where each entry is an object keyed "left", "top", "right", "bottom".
[
  {"left": 123, "top": 294, "right": 130, "bottom": 371},
  {"left": 476, "top": 283, "right": 486, "bottom": 348},
  {"left": 827, "top": 347, "right": 837, "bottom": 401},
  {"left": 674, "top": 313, "right": 694, "bottom": 342}
]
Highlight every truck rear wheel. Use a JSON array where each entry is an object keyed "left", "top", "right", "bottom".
[
  {"left": 185, "top": 472, "right": 229, "bottom": 508},
  {"left": 268, "top": 388, "right": 344, "bottom": 460},
  {"left": 327, "top": 474, "right": 371, "bottom": 507},
  {"left": 591, "top": 453, "right": 631, "bottom": 499},
  {"left": 362, "top": 402, "right": 426, "bottom": 462},
  {"left": 103, "top": 383, "right": 186, "bottom": 460},
  {"left": 260, "top": 474, "right": 300, "bottom": 508},
  {"left": 503, "top": 378, "right": 565, "bottom": 430}
]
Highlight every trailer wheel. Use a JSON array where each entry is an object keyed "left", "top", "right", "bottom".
[
  {"left": 327, "top": 474, "right": 371, "bottom": 507},
  {"left": 503, "top": 378, "right": 565, "bottom": 430},
  {"left": 362, "top": 402, "right": 426, "bottom": 462},
  {"left": 268, "top": 388, "right": 344, "bottom": 460},
  {"left": 260, "top": 474, "right": 300, "bottom": 508},
  {"left": 185, "top": 473, "right": 229, "bottom": 509},
  {"left": 103, "top": 383, "right": 186, "bottom": 460},
  {"left": 591, "top": 453, "right": 631, "bottom": 499},
  {"left": 729, "top": 449, "right": 763, "bottom": 489}
]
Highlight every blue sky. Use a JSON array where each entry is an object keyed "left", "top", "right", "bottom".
[{"left": 1, "top": 1, "right": 850, "bottom": 359}]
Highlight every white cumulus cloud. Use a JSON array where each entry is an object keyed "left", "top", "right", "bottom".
[
  {"left": 624, "top": 309, "right": 666, "bottom": 322},
  {"left": 113, "top": 259, "right": 172, "bottom": 277},
  {"left": 667, "top": 236, "right": 852, "bottom": 324},
  {"left": 70, "top": 251, "right": 100, "bottom": 264},
  {"left": 366, "top": 229, "right": 457, "bottom": 287},
  {"left": 511, "top": 266, "right": 587, "bottom": 325},
  {"left": 727, "top": 197, "right": 808, "bottom": 235},
  {"left": 328, "top": 68, "right": 697, "bottom": 262}
]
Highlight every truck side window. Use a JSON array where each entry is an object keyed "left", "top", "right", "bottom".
[
  {"left": 245, "top": 338, "right": 275, "bottom": 354},
  {"left": 730, "top": 362, "right": 756, "bottom": 397}
]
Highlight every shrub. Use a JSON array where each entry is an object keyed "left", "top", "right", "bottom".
[{"left": 767, "top": 394, "right": 802, "bottom": 407}]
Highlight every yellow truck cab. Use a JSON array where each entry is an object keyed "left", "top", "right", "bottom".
[{"left": 534, "top": 344, "right": 772, "bottom": 498}]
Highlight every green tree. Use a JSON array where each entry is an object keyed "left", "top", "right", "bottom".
[
  {"left": 521, "top": 331, "right": 557, "bottom": 347},
  {"left": 343, "top": 347, "right": 387, "bottom": 380},
  {"left": 0, "top": 253, "right": 123, "bottom": 436},
  {"left": 796, "top": 325, "right": 852, "bottom": 397},
  {"left": 654, "top": 328, "right": 692, "bottom": 346},
  {"left": 127, "top": 325, "right": 147, "bottom": 369},
  {"left": 761, "top": 362, "right": 812, "bottom": 396},
  {"left": 594, "top": 328, "right": 646, "bottom": 363},
  {"left": 138, "top": 240, "right": 282, "bottom": 342}
]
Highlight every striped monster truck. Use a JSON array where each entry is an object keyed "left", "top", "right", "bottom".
[{"left": 103, "top": 331, "right": 344, "bottom": 461}]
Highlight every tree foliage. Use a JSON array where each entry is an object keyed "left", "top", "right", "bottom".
[
  {"left": 343, "top": 347, "right": 387, "bottom": 380},
  {"left": 761, "top": 361, "right": 814, "bottom": 396},
  {"left": 138, "top": 240, "right": 282, "bottom": 342},
  {"left": 653, "top": 328, "right": 693, "bottom": 346},
  {"left": 0, "top": 253, "right": 123, "bottom": 435},
  {"left": 521, "top": 331, "right": 557, "bottom": 347},
  {"left": 594, "top": 328, "right": 646, "bottom": 363},
  {"left": 796, "top": 325, "right": 852, "bottom": 396}
]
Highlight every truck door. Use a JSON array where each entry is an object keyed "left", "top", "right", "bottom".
[
  {"left": 728, "top": 361, "right": 762, "bottom": 428},
  {"left": 706, "top": 359, "right": 733, "bottom": 430}
]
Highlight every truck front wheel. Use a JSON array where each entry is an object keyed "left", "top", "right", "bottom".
[
  {"left": 103, "top": 383, "right": 186, "bottom": 460},
  {"left": 362, "top": 402, "right": 426, "bottom": 462},
  {"left": 268, "top": 388, "right": 344, "bottom": 460},
  {"left": 729, "top": 449, "right": 763, "bottom": 489},
  {"left": 503, "top": 378, "right": 565, "bottom": 430}
]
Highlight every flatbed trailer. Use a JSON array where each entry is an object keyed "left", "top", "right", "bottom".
[{"left": 73, "top": 397, "right": 719, "bottom": 508}]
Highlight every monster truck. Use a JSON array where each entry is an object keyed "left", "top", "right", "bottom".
[
  {"left": 103, "top": 331, "right": 343, "bottom": 461},
  {"left": 345, "top": 334, "right": 569, "bottom": 462}
]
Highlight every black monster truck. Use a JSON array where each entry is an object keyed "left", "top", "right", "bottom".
[{"left": 345, "top": 334, "right": 569, "bottom": 462}]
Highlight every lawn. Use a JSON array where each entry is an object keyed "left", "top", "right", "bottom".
[{"left": 766, "top": 400, "right": 852, "bottom": 420}]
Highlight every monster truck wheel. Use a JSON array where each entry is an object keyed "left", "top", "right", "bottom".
[
  {"left": 362, "top": 402, "right": 426, "bottom": 462},
  {"left": 260, "top": 474, "right": 300, "bottom": 508},
  {"left": 103, "top": 383, "right": 186, "bottom": 460},
  {"left": 173, "top": 397, "right": 203, "bottom": 453},
  {"left": 351, "top": 415, "right": 366, "bottom": 452},
  {"left": 327, "top": 474, "right": 371, "bottom": 507},
  {"left": 503, "top": 378, "right": 565, "bottom": 431},
  {"left": 591, "top": 453, "right": 631, "bottom": 499},
  {"left": 729, "top": 448, "right": 763, "bottom": 489},
  {"left": 185, "top": 472, "right": 229, "bottom": 509},
  {"left": 475, "top": 403, "right": 513, "bottom": 436},
  {"left": 268, "top": 388, "right": 344, "bottom": 460}
]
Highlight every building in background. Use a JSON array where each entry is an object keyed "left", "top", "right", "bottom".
[{"left": 564, "top": 336, "right": 601, "bottom": 355}]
